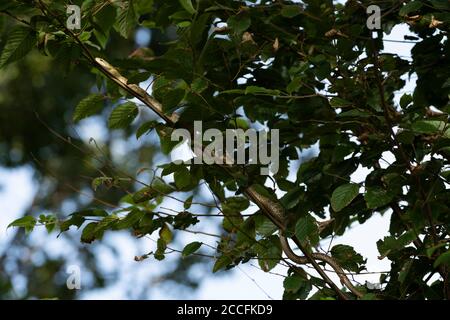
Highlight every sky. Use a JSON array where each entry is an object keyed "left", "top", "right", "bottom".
[{"left": 0, "top": 13, "right": 420, "bottom": 300}]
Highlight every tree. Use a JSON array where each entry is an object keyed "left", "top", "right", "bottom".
[{"left": 2, "top": 0, "right": 450, "bottom": 300}]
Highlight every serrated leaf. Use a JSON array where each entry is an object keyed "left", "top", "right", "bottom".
[
  {"left": 256, "top": 236, "right": 281, "bottom": 272},
  {"left": 73, "top": 94, "right": 105, "bottom": 122},
  {"left": 331, "top": 183, "right": 359, "bottom": 212},
  {"left": 182, "top": 241, "right": 202, "bottom": 257},
  {"left": 117, "top": 0, "right": 137, "bottom": 38},
  {"left": 0, "top": 26, "right": 35, "bottom": 69},
  {"left": 8, "top": 216, "right": 36, "bottom": 233},
  {"left": 330, "top": 244, "right": 366, "bottom": 273},
  {"left": 108, "top": 102, "right": 138, "bottom": 129},
  {"left": 255, "top": 215, "right": 278, "bottom": 237},
  {"left": 377, "top": 231, "right": 416, "bottom": 257}
]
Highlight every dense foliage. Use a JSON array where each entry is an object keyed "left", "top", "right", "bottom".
[{"left": 2, "top": 0, "right": 450, "bottom": 299}]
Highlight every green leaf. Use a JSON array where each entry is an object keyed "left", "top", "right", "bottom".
[
  {"left": 223, "top": 196, "right": 250, "bottom": 213},
  {"left": 191, "top": 78, "right": 208, "bottom": 93},
  {"left": 213, "top": 255, "right": 232, "bottom": 273},
  {"left": 281, "top": 5, "right": 302, "bottom": 18},
  {"left": 179, "top": 0, "right": 197, "bottom": 15},
  {"left": 0, "top": 26, "right": 36, "bottom": 69},
  {"left": 245, "top": 86, "right": 281, "bottom": 96},
  {"left": 8, "top": 216, "right": 36, "bottom": 233},
  {"left": 281, "top": 186, "right": 303, "bottom": 209},
  {"left": 162, "top": 88, "right": 185, "bottom": 112},
  {"left": 136, "top": 121, "right": 158, "bottom": 139},
  {"left": 411, "top": 120, "right": 449, "bottom": 138},
  {"left": 434, "top": 251, "right": 450, "bottom": 268},
  {"left": 128, "top": 72, "right": 152, "bottom": 84},
  {"left": 256, "top": 236, "right": 282, "bottom": 272},
  {"left": 182, "top": 241, "right": 202, "bottom": 257},
  {"left": 173, "top": 211, "right": 199, "bottom": 230},
  {"left": 156, "top": 126, "right": 179, "bottom": 154},
  {"left": 80, "top": 222, "right": 100, "bottom": 244},
  {"left": 295, "top": 215, "right": 319, "bottom": 246},
  {"left": 154, "top": 238, "right": 166, "bottom": 260},
  {"left": 132, "top": 186, "right": 158, "bottom": 203},
  {"left": 108, "top": 102, "right": 138, "bottom": 129},
  {"left": 93, "top": 4, "right": 117, "bottom": 49},
  {"left": 91, "top": 177, "right": 113, "bottom": 191},
  {"left": 255, "top": 215, "right": 278, "bottom": 237},
  {"left": 331, "top": 183, "right": 359, "bottom": 212},
  {"left": 283, "top": 275, "right": 303, "bottom": 292},
  {"left": 283, "top": 273, "right": 312, "bottom": 300},
  {"left": 39, "top": 215, "right": 57, "bottom": 233},
  {"left": 59, "top": 215, "right": 85, "bottom": 233},
  {"left": 377, "top": 231, "right": 417, "bottom": 257},
  {"left": 364, "top": 186, "right": 394, "bottom": 209},
  {"left": 330, "top": 244, "right": 366, "bottom": 273},
  {"left": 117, "top": 0, "right": 137, "bottom": 38},
  {"left": 400, "top": 94, "right": 413, "bottom": 108},
  {"left": 426, "top": 243, "right": 448, "bottom": 258},
  {"left": 159, "top": 224, "right": 173, "bottom": 243},
  {"left": 399, "top": 1, "right": 423, "bottom": 17},
  {"left": 227, "top": 14, "right": 251, "bottom": 34},
  {"left": 330, "top": 97, "right": 352, "bottom": 108},
  {"left": 361, "top": 293, "right": 378, "bottom": 300},
  {"left": 184, "top": 195, "right": 194, "bottom": 209},
  {"left": 152, "top": 177, "right": 176, "bottom": 195},
  {"left": 70, "top": 209, "right": 108, "bottom": 218},
  {"left": 174, "top": 166, "right": 192, "bottom": 189},
  {"left": 398, "top": 259, "right": 413, "bottom": 284},
  {"left": 115, "top": 209, "right": 145, "bottom": 230}
]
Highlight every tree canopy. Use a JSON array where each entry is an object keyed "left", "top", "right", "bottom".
[{"left": 1, "top": 0, "right": 450, "bottom": 300}]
